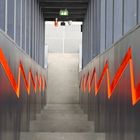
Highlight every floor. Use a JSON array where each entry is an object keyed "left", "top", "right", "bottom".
[{"left": 20, "top": 104, "right": 105, "bottom": 140}]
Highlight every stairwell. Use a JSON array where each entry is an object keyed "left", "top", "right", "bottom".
[
  {"left": 20, "top": 54, "right": 105, "bottom": 140},
  {"left": 20, "top": 104, "right": 105, "bottom": 140}
]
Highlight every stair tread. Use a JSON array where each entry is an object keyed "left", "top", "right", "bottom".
[
  {"left": 36, "top": 113, "right": 87, "bottom": 121},
  {"left": 20, "top": 104, "right": 105, "bottom": 140},
  {"left": 30, "top": 121, "right": 94, "bottom": 132},
  {"left": 41, "top": 110, "right": 84, "bottom": 114},
  {"left": 20, "top": 132, "right": 105, "bottom": 140},
  {"left": 32, "top": 118, "right": 90, "bottom": 123},
  {"left": 44, "top": 104, "right": 81, "bottom": 110}
]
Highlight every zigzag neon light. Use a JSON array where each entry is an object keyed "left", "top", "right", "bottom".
[
  {"left": 0, "top": 48, "right": 47, "bottom": 98},
  {"left": 80, "top": 47, "right": 140, "bottom": 106}
]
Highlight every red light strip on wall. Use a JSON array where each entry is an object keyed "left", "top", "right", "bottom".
[
  {"left": 80, "top": 47, "right": 140, "bottom": 106},
  {"left": 0, "top": 48, "right": 47, "bottom": 98}
]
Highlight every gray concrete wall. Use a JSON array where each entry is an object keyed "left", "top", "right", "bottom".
[
  {"left": 45, "top": 22, "right": 82, "bottom": 53},
  {"left": 47, "top": 53, "right": 79, "bottom": 104}
]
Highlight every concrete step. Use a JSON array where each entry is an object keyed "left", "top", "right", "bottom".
[
  {"left": 44, "top": 104, "right": 82, "bottom": 111},
  {"left": 20, "top": 132, "right": 105, "bottom": 140},
  {"left": 36, "top": 113, "right": 88, "bottom": 121},
  {"left": 30, "top": 121, "right": 94, "bottom": 132},
  {"left": 41, "top": 109, "right": 84, "bottom": 114},
  {"left": 20, "top": 104, "right": 106, "bottom": 140}
]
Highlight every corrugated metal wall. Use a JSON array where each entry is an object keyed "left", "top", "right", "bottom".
[
  {"left": 82, "top": 0, "right": 140, "bottom": 67},
  {"left": 0, "top": 0, "right": 45, "bottom": 67},
  {"left": 81, "top": 0, "right": 140, "bottom": 140},
  {"left": 0, "top": 1, "right": 47, "bottom": 140},
  {"left": 80, "top": 26, "right": 140, "bottom": 140}
]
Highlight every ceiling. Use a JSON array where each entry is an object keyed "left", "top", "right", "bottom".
[{"left": 39, "top": 0, "right": 89, "bottom": 21}]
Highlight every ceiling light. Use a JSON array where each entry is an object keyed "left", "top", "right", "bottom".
[{"left": 59, "top": 9, "right": 69, "bottom": 16}]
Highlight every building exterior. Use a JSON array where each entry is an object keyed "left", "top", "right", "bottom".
[{"left": 45, "top": 22, "right": 82, "bottom": 54}]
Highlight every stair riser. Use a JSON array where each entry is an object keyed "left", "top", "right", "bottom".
[
  {"left": 41, "top": 110, "right": 84, "bottom": 114},
  {"left": 36, "top": 114, "right": 88, "bottom": 121},
  {"left": 21, "top": 104, "right": 105, "bottom": 140},
  {"left": 30, "top": 122, "right": 94, "bottom": 132},
  {"left": 20, "top": 133, "right": 106, "bottom": 140}
]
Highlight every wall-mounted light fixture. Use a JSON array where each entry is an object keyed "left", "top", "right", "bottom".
[{"left": 61, "top": 21, "right": 65, "bottom": 26}]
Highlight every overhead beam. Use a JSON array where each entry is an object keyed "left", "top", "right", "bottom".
[
  {"left": 43, "top": 14, "right": 84, "bottom": 19},
  {"left": 43, "top": 13, "right": 85, "bottom": 17},
  {"left": 40, "top": 2, "right": 88, "bottom": 9},
  {"left": 41, "top": 8, "right": 87, "bottom": 14},
  {"left": 44, "top": 17, "right": 83, "bottom": 21},
  {"left": 39, "top": 0, "right": 89, "bottom": 2}
]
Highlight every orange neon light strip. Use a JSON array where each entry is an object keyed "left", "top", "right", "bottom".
[
  {"left": 81, "top": 47, "right": 140, "bottom": 106},
  {"left": 0, "top": 48, "right": 46, "bottom": 98},
  {"left": 84, "top": 72, "right": 89, "bottom": 93},
  {"left": 81, "top": 74, "right": 85, "bottom": 92}
]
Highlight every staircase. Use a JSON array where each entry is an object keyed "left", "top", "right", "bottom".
[{"left": 20, "top": 104, "right": 105, "bottom": 140}]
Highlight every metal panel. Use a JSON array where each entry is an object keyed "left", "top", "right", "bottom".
[
  {"left": 124, "top": 0, "right": 137, "bottom": 34},
  {"left": 22, "top": 0, "right": 25, "bottom": 51},
  {"left": 106, "top": 0, "right": 113, "bottom": 49},
  {"left": 0, "top": 31, "right": 47, "bottom": 140},
  {"left": 82, "top": 0, "right": 101, "bottom": 66},
  {"left": 100, "top": 0, "right": 106, "bottom": 53},
  {"left": 114, "top": 0, "right": 123, "bottom": 42},
  {"left": 26, "top": 0, "right": 30, "bottom": 55},
  {"left": 80, "top": 25, "right": 140, "bottom": 140},
  {"left": 16, "top": 0, "right": 21, "bottom": 46},
  {"left": 138, "top": 0, "right": 140, "bottom": 23},
  {"left": 7, "top": 0, "right": 14, "bottom": 39},
  {"left": 28, "top": 0, "right": 31, "bottom": 57},
  {"left": 31, "top": 0, "right": 35, "bottom": 59},
  {"left": 0, "top": 0, "right": 5, "bottom": 31}
]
